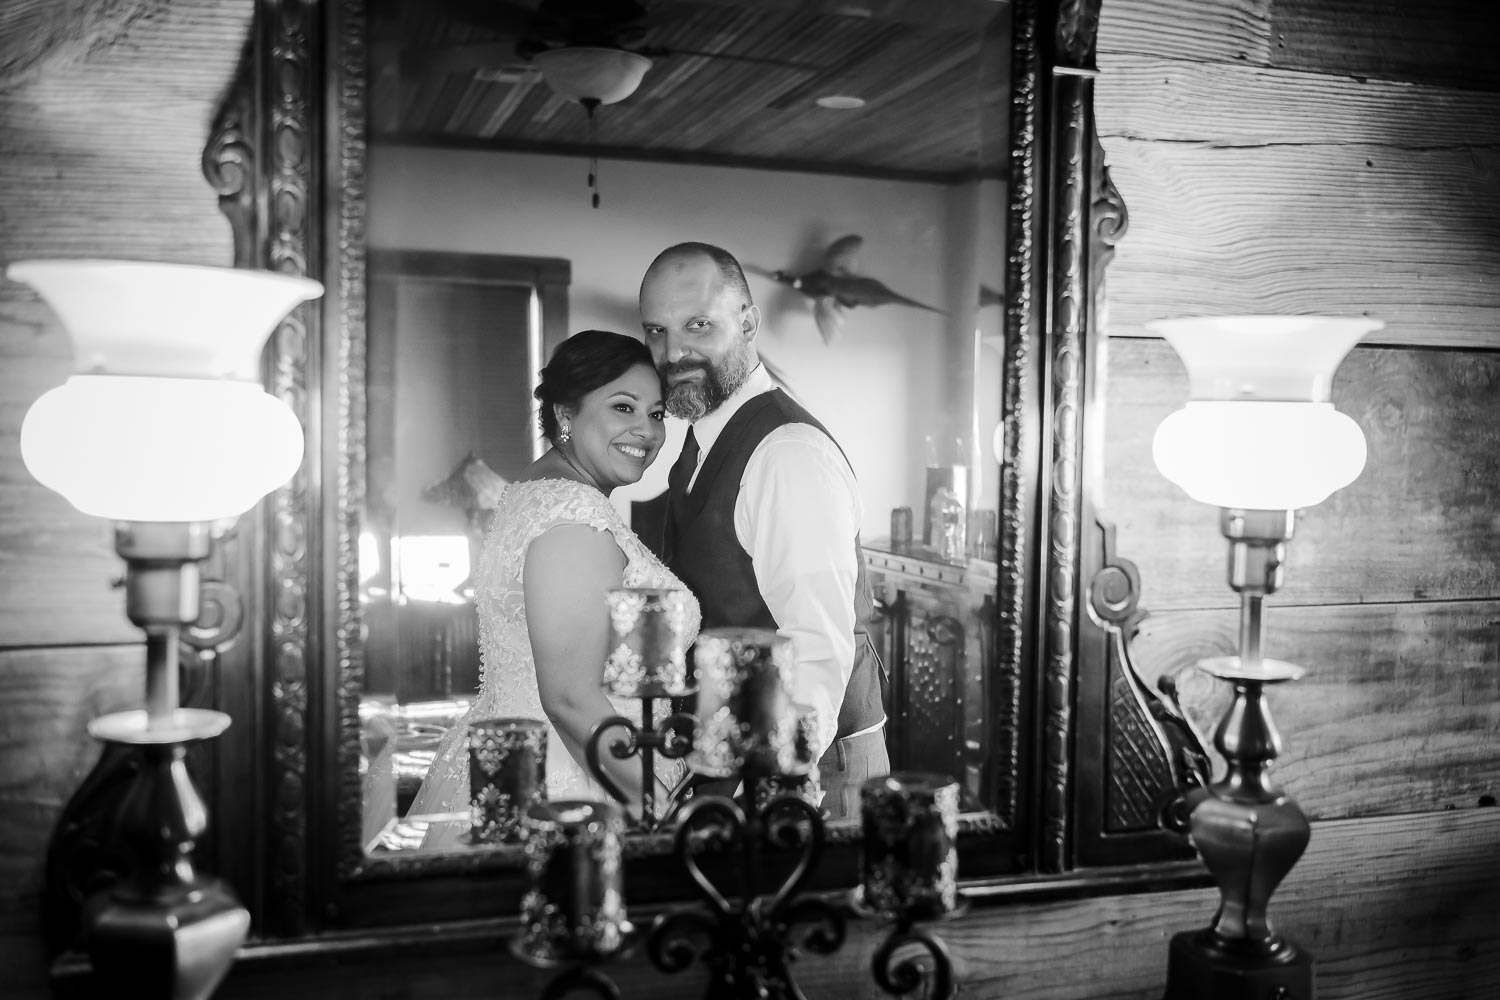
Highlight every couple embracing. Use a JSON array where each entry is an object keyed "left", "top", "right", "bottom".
[{"left": 410, "top": 242, "right": 888, "bottom": 843}]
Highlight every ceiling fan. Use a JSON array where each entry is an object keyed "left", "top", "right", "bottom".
[{"left": 413, "top": 0, "right": 821, "bottom": 107}]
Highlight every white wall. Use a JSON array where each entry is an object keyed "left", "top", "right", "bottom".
[{"left": 369, "top": 145, "right": 1001, "bottom": 538}]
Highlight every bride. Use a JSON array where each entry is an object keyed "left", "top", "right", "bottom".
[{"left": 408, "top": 330, "right": 699, "bottom": 846}]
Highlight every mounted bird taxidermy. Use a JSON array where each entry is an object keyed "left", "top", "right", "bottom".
[{"left": 769, "top": 235, "right": 944, "bottom": 345}]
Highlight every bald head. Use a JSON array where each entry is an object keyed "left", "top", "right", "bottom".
[{"left": 641, "top": 242, "right": 753, "bottom": 310}]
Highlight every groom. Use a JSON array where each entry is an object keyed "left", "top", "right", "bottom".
[{"left": 639, "top": 241, "right": 889, "bottom": 820}]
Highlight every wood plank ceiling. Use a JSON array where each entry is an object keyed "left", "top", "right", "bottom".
[{"left": 369, "top": 0, "right": 1012, "bottom": 181}]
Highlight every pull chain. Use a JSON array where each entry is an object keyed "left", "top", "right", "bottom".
[{"left": 582, "top": 97, "right": 601, "bottom": 209}]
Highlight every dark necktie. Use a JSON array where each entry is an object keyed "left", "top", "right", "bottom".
[
  {"left": 668, "top": 427, "right": 700, "bottom": 500},
  {"left": 663, "top": 428, "right": 699, "bottom": 561}
]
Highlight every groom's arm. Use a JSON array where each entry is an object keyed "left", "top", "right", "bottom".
[{"left": 735, "top": 424, "right": 861, "bottom": 758}]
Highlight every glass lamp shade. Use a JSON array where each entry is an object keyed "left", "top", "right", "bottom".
[
  {"left": 1153, "top": 401, "right": 1367, "bottom": 510},
  {"left": 8, "top": 259, "right": 323, "bottom": 379},
  {"left": 9, "top": 259, "right": 324, "bottom": 522},
  {"left": 1147, "top": 315, "right": 1381, "bottom": 510},
  {"left": 22, "top": 376, "right": 305, "bottom": 522},
  {"left": 533, "top": 47, "right": 652, "bottom": 106}
]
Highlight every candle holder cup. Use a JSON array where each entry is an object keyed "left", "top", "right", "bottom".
[{"left": 585, "top": 588, "right": 699, "bottom": 831}]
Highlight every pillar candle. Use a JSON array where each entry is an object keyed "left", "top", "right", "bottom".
[
  {"left": 518, "top": 800, "right": 631, "bottom": 963},
  {"left": 468, "top": 717, "right": 547, "bottom": 844},
  {"left": 859, "top": 772, "right": 961, "bottom": 918},
  {"left": 602, "top": 587, "right": 696, "bottom": 698}
]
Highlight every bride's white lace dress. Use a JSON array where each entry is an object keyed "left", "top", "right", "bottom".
[{"left": 407, "top": 479, "right": 699, "bottom": 848}]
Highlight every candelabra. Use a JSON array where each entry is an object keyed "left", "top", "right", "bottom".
[
  {"left": 12, "top": 259, "right": 322, "bottom": 998},
  {"left": 520, "top": 625, "right": 965, "bottom": 999},
  {"left": 1150, "top": 315, "right": 1380, "bottom": 1000},
  {"left": 584, "top": 588, "right": 700, "bottom": 830}
]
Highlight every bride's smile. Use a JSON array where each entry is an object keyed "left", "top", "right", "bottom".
[{"left": 557, "top": 363, "right": 666, "bottom": 492}]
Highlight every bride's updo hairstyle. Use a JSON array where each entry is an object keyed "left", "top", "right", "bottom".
[{"left": 534, "top": 330, "right": 657, "bottom": 445}]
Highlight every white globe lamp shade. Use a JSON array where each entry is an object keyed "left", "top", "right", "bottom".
[
  {"left": 8, "top": 260, "right": 323, "bottom": 379},
  {"left": 8, "top": 260, "right": 324, "bottom": 522},
  {"left": 1147, "top": 315, "right": 1381, "bottom": 510},
  {"left": 533, "top": 46, "right": 652, "bottom": 106},
  {"left": 22, "top": 376, "right": 306, "bottom": 522}
]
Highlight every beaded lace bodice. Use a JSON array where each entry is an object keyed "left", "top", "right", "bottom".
[{"left": 408, "top": 479, "right": 699, "bottom": 835}]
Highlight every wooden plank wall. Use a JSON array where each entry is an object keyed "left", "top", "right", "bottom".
[
  {"left": 0, "top": 1, "right": 252, "bottom": 993},
  {"left": 1097, "top": 0, "right": 1500, "bottom": 821}
]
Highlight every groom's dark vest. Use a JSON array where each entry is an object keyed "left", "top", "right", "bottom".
[{"left": 664, "top": 389, "right": 885, "bottom": 742}]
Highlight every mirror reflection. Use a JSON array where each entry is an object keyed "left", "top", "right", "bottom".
[{"left": 358, "top": 0, "right": 1013, "bottom": 853}]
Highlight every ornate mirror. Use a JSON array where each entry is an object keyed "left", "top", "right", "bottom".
[{"left": 199, "top": 0, "right": 1186, "bottom": 934}]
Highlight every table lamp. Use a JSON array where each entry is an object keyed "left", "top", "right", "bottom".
[
  {"left": 11, "top": 259, "right": 323, "bottom": 1000},
  {"left": 1150, "top": 314, "right": 1380, "bottom": 1000}
]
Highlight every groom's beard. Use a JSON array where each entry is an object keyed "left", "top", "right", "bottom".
[{"left": 663, "top": 347, "right": 752, "bottom": 421}]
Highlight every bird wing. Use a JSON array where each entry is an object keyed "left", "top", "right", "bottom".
[
  {"left": 813, "top": 297, "right": 845, "bottom": 345},
  {"left": 822, "top": 234, "right": 863, "bottom": 276},
  {"left": 832, "top": 276, "right": 944, "bottom": 313}
]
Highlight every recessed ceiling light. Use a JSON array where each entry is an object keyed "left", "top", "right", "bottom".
[{"left": 815, "top": 95, "right": 866, "bottom": 110}]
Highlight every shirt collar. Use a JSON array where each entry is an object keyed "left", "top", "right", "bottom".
[{"left": 689, "top": 362, "right": 774, "bottom": 459}]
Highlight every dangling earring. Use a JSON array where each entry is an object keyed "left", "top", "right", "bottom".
[{"left": 559, "top": 422, "right": 571, "bottom": 444}]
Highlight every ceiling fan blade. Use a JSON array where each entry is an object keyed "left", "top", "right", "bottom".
[
  {"left": 400, "top": 41, "right": 531, "bottom": 77},
  {"left": 639, "top": 46, "right": 823, "bottom": 72},
  {"left": 434, "top": 0, "right": 547, "bottom": 36}
]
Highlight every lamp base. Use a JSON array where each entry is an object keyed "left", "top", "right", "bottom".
[
  {"left": 83, "top": 875, "right": 249, "bottom": 1000},
  {"left": 1163, "top": 929, "right": 1314, "bottom": 1000},
  {"left": 73, "top": 733, "right": 249, "bottom": 1000}
]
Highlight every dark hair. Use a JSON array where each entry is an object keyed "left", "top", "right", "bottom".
[
  {"left": 648, "top": 242, "right": 754, "bottom": 307},
  {"left": 534, "top": 330, "right": 656, "bottom": 444}
]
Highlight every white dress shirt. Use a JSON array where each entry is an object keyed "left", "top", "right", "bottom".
[{"left": 685, "top": 364, "right": 881, "bottom": 756}]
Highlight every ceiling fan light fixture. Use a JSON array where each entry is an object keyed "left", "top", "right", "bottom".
[
  {"left": 815, "top": 94, "right": 866, "bottom": 110},
  {"left": 533, "top": 46, "right": 652, "bottom": 106}
]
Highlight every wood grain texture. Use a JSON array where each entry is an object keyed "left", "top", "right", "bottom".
[
  {"left": 0, "top": 646, "right": 142, "bottom": 935},
  {"left": 1103, "top": 339, "right": 1500, "bottom": 609},
  {"left": 192, "top": 809, "right": 1498, "bottom": 1000},
  {"left": 1097, "top": 54, "right": 1500, "bottom": 147},
  {"left": 0, "top": 0, "right": 159, "bottom": 91},
  {"left": 1096, "top": 138, "right": 1500, "bottom": 348},
  {"left": 1098, "top": 0, "right": 1273, "bottom": 64},
  {"left": 1128, "top": 601, "right": 1500, "bottom": 819},
  {"left": 1272, "top": 0, "right": 1500, "bottom": 91}
]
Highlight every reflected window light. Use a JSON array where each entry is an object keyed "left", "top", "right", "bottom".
[
  {"left": 394, "top": 534, "right": 471, "bottom": 604},
  {"left": 359, "top": 531, "right": 382, "bottom": 586}
]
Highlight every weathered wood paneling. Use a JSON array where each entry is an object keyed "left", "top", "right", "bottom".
[
  {"left": 1104, "top": 339, "right": 1500, "bottom": 609},
  {"left": 1097, "top": 56, "right": 1500, "bottom": 147},
  {"left": 198, "top": 810, "right": 1498, "bottom": 1000},
  {"left": 1098, "top": 0, "right": 1274, "bottom": 65},
  {"left": 0, "top": 646, "right": 142, "bottom": 934},
  {"left": 1272, "top": 0, "right": 1500, "bottom": 91},
  {"left": 1096, "top": 140, "right": 1500, "bottom": 348},
  {"left": 1129, "top": 601, "right": 1500, "bottom": 818}
]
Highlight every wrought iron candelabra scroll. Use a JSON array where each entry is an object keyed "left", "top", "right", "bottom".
[
  {"left": 519, "top": 624, "right": 964, "bottom": 999},
  {"left": 584, "top": 698, "right": 696, "bottom": 832}
]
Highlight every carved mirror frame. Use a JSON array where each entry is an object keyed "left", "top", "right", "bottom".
[{"left": 199, "top": 0, "right": 1186, "bottom": 935}]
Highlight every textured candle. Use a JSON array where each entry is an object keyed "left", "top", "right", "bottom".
[
  {"left": 859, "top": 772, "right": 961, "bottom": 918},
  {"left": 518, "top": 800, "right": 631, "bottom": 963},
  {"left": 468, "top": 718, "right": 547, "bottom": 844},
  {"left": 602, "top": 587, "right": 696, "bottom": 698},
  {"left": 688, "top": 627, "right": 800, "bottom": 779}
]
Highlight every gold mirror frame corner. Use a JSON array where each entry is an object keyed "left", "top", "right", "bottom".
[{"left": 208, "top": 0, "right": 1121, "bottom": 929}]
